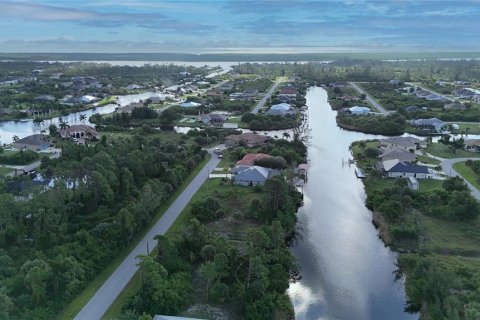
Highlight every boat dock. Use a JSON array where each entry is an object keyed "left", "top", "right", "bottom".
[{"left": 355, "top": 168, "right": 366, "bottom": 179}]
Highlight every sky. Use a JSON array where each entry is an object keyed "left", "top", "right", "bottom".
[{"left": 0, "top": 0, "right": 479, "bottom": 53}]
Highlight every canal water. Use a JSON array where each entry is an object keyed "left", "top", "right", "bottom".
[
  {"left": 0, "top": 92, "right": 156, "bottom": 144},
  {"left": 288, "top": 87, "right": 418, "bottom": 320}
]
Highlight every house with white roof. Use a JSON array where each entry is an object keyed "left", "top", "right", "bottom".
[
  {"left": 180, "top": 101, "right": 202, "bottom": 108},
  {"left": 267, "top": 103, "right": 295, "bottom": 116},
  {"left": 349, "top": 106, "right": 370, "bottom": 115}
]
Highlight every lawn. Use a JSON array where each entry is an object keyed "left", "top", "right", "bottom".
[
  {"left": 0, "top": 166, "right": 13, "bottom": 177},
  {"left": 449, "top": 122, "right": 480, "bottom": 134},
  {"left": 416, "top": 154, "right": 441, "bottom": 166},
  {"left": 452, "top": 161, "right": 480, "bottom": 191},
  {"left": 426, "top": 142, "right": 480, "bottom": 159},
  {"left": 59, "top": 155, "right": 212, "bottom": 320}
]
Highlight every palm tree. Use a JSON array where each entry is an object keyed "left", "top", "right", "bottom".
[
  {"left": 33, "top": 117, "right": 44, "bottom": 126},
  {"left": 49, "top": 124, "right": 58, "bottom": 137},
  {"left": 59, "top": 121, "right": 69, "bottom": 130},
  {"left": 79, "top": 114, "right": 87, "bottom": 123},
  {"left": 283, "top": 132, "right": 291, "bottom": 139},
  {"left": 12, "top": 135, "right": 19, "bottom": 142}
]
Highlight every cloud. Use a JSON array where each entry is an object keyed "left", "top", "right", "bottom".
[{"left": 0, "top": 0, "right": 215, "bottom": 33}]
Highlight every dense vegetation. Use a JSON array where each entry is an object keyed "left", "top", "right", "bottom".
[
  {"left": 241, "top": 113, "right": 299, "bottom": 130},
  {"left": 337, "top": 112, "right": 406, "bottom": 135},
  {"left": 0, "top": 150, "right": 39, "bottom": 165},
  {"left": 353, "top": 141, "right": 480, "bottom": 320},
  {"left": 0, "top": 134, "right": 206, "bottom": 319}
]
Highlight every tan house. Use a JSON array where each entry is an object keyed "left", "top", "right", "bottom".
[
  {"left": 60, "top": 124, "right": 99, "bottom": 141},
  {"left": 13, "top": 134, "right": 51, "bottom": 151}
]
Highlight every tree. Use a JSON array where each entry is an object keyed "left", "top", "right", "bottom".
[
  {"left": 12, "top": 135, "right": 19, "bottom": 142},
  {"left": 21, "top": 259, "right": 52, "bottom": 305},
  {"left": 0, "top": 287, "right": 13, "bottom": 320},
  {"left": 33, "top": 117, "right": 44, "bottom": 126},
  {"left": 79, "top": 114, "right": 87, "bottom": 123},
  {"left": 48, "top": 124, "right": 58, "bottom": 137},
  {"left": 59, "top": 121, "right": 69, "bottom": 131}
]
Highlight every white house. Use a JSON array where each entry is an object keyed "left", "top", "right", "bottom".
[
  {"left": 180, "top": 101, "right": 201, "bottom": 108},
  {"left": 232, "top": 166, "right": 278, "bottom": 186},
  {"left": 349, "top": 106, "right": 371, "bottom": 115},
  {"left": 267, "top": 103, "right": 295, "bottom": 116}
]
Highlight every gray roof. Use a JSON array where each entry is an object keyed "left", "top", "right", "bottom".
[
  {"left": 153, "top": 316, "right": 205, "bottom": 320},
  {"left": 233, "top": 166, "right": 271, "bottom": 183},
  {"left": 13, "top": 134, "right": 50, "bottom": 146},
  {"left": 380, "top": 148, "right": 417, "bottom": 162},
  {"left": 380, "top": 136, "right": 423, "bottom": 148},
  {"left": 411, "top": 117, "right": 445, "bottom": 126}
]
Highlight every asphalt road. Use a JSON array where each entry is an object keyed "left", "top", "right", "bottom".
[
  {"left": 405, "top": 82, "right": 453, "bottom": 102},
  {"left": 349, "top": 82, "right": 388, "bottom": 115},
  {"left": 251, "top": 79, "right": 282, "bottom": 114},
  {"left": 74, "top": 148, "right": 222, "bottom": 320},
  {"left": 441, "top": 157, "right": 480, "bottom": 201}
]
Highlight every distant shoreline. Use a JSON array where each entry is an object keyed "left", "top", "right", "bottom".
[{"left": 1, "top": 52, "right": 480, "bottom": 62}]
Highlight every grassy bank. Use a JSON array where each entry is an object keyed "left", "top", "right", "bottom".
[
  {"left": 59, "top": 154, "right": 211, "bottom": 320},
  {"left": 453, "top": 161, "right": 480, "bottom": 191},
  {"left": 426, "top": 142, "right": 480, "bottom": 159}
]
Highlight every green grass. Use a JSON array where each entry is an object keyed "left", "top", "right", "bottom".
[
  {"left": 97, "top": 96, "right": 117, "bottom": 107},
  {"left": 59, "top": 155, "right": 212, "bottom": 320},
  {"left": 416, "top": 154, "right": 441, "bottom": 166},
  {"left": 451, "top": 123, "right": 480, "bottom": 134},
  {"left": 418, "top": 179, "right": 443, "bottom": 192},
  {"left": 0, "top": 166, "right": 13, "bottom": 177},
  {"left": 426, "top": 143, "right": 480, "bottom": 159},
  {"left": 453, "top": 162, "right": 480, "bottom": 191}
]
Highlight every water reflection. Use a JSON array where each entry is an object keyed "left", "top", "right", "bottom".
[{"left": 289, "top": 87, "right": 418, "bottom": 320}]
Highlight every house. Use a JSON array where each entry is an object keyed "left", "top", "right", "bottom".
[
  {"left": 224, "top": 133, "right": 272, "bottom": 147},
  {"left": 408, "top": 177, "right": 419, "bottom": 190},
  {"left": 127, "top": 84, "right": 144, "bottom": 90},
  {"left": 380, "top": 136, "right": 425, "bottom": 150},
  {"left": 410, "top": 118, "right": 445, "bottom": 132},
  {"left": 464, "top": 139, "right": 480, "bottom": 152},
  {"left": 179, "top": 71, "right": 191, "bottom": 77},
  {"left": 297, "top": 163, "right": 308, "bottom": 176},
  {"left": 279, "top": 87, "right": 298, "bottom": 97},
  {"left": 349, "top": 106, "right": 370, "bottom": 115},
  {"left": 337, "top": 95, "right": 360, "bottom": 102},
  {"left": 218, "top": 82, "right": 234, "bottom": 92},
  {"left": 379, "top": 148, "right": 417, "bottom": 162},
  {"left": 444, "top": 102, "right": 466, "bottom": 110},
  {"left": 378, "top": 159, "right": 430, "bottom": 178},
  {"left": 389, "top": 79, "right": 402, "bottom": 86},
  {"left": 232, "top": 166, "right": 278, "bottom": 186},
  {"left": 60, "top": 124, "right": 99, "bottom": 140},
  {"left": 200, "top": 113, "right": 227, "bottom": 125},
  {"left": 180, "top": 101, "right": 201, "bottom": 108},
  {"left": 206, "top": 89, "right": 223, "bottom": 97},
  {"left": 116, "top": 102, "right": 143, "bottom": 114},
  {"left": 12, "top": 134, "right": 50, "bottom": 151},
  {"left": 331, "top": 81, "right": 348, "bottom": 89},
  {"left": 267, "top": 103, "right": 295, "bottom": 116},
  {"left": 415, "top": 89, "right": 445, "bottom": 101},
  {"left": 403, "top": 105, "right": 419, "bottom": 113},
  {"left": 79, "top": 95, "right": 99, "bottom": 104},
  {"left": 235, "top": 153, "right": 273, "bottom": 167}
]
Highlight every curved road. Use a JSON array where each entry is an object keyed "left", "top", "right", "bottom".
[
  {"left": 441, "top": 157, "right": 480, "bottom": 201},
  {"left": 349, "top": 82, "right": 388, "bottom": 115},
  {"left": 74, "top": 148, "right": 222, "bottom": 320}
]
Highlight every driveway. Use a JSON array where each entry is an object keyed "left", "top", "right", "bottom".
[
  {"left": 441, "top": 157, "right": 480, "bottom": 201},
  {"left": 349, "top": 82, "right": 388, "bottom": 115},
  {"left": 74, "top": 147, "right": 222, "bottom": 320}
]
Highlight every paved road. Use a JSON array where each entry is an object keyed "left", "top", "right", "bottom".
[
  {"left": 251, "top": 79, "right": 283, "bottom": 114},
  {"left": 405, "top": 82, "right": 453, "bottom": 102},
  {"left": 441, "top": 157, "right": 480, "bottom": 201},
  {"left": 349, "top": 82, "right": 388, "bottom": 115},
  {"left": 6, "top": 151, "right": 61, "bottom": 176},
  {"left": 74, "top": 148, "right": 222, "bottom": 320}
]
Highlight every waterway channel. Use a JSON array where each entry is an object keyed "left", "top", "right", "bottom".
[{"left": 288, "top": 87, "right": 418, "bottom": 320}]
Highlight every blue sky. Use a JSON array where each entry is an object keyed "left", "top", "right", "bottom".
[{"left": 0, "top": 0, "right": 479, "bottom": 53}]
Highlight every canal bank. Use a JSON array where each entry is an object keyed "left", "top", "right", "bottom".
[{"left": 288, "top": 87, "right": 417, "bottom": 320}]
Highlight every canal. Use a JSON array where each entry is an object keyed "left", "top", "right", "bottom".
[{"left": 288, "top": 87, "right": 418, "bottom": 320}]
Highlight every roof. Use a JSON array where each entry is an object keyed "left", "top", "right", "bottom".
[
  {"left": 270, "top": 103, "right": 291, "bottom": 111},
  {"left": 236, "top": 153, "right": 272, "bottom": 166},
  {"left": 349, "top": 106, "right": 370, "bottom": 112},
  {"left": 298, "top": 163, "right": 309, "bottom": 170},
  {"left": 380, "top": 136, "right": 423, "bottom": 148},
  {"left": 465, "top": 139, "right": 480, "bottom": 147},
  {"left": 225, "top": 132, "right": 272, "bottom": 144},
  {"left": 380, "top": 148, "right": 417, "bottom": 162},
  {"left": 411, "top": 117, "right": 445, "bottom": 126},
  {"left": 180, "top": 101, "right": 201, "bottom": 108},
  {"left": 381, "top": 160, "right": 429, "bottom": 174},
  {"left": 62, "top": 124, "right": 99, "bottom": 136},
  {"left": 13, "top": 134, "right": 50, "bottom": 146},
  {"left": 233, "top": 166, "right": 271, "bottom": 182},
  {"left": 279, "top": 87, "right": 298, "bottom": 95}
]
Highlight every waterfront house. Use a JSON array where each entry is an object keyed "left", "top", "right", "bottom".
[
  {"left": 116, "top": 102, "right": 143, "bottom": 114},
  {"left": 410, "top": 118, "right": 445, "bottom": 132},
  {"left": 444, "top": 102, "right": 466, "bottom": 110},
  {"left": 379, "top": 148, "right": 417, "bottom": 162},
  {"left": 464, "top": 139, "right": 480, "bottom": 152},
  {"left": 235, "top": 153, "right": 273, "bottom": 168},
  {"left": 378, "top": 159, "right": 430, "bottom": 178},
  {"left": 60, "top": 124, "right": 100, "bottom": 141},
  {"left": 127, "top": 84, "right": 144, "bottom": 90},
  {"left": 267, "top": 103, "right": 295, "bottom": 117},
  {"left": 380, "top": 136, "right": 425, "bottom": 151},
  {"left": 224, "top": 133, "right": 272, "bottom": 148},
  {"left": 180, "top": 101, "right": 202, "bottom": 108},
  {"left": 13, "top": 134, "right": 50, "bottom": 151},
  {"left": 200, "top": 113, "right": 227, "bottom": 125},
  {"left": 232, "top": 166, "right": 278, "bottom": 186},
  {"left": 279, "top": 87, "right": 298, "bottom": 97},
  {"left": 348, "top": 106, "right": 370, "bottom": 115}
]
